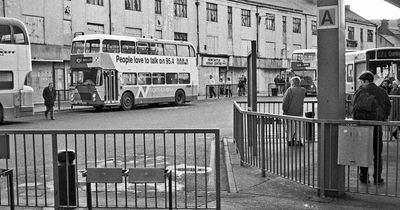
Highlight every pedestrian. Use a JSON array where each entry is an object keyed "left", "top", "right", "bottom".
[
  {"left": 238, "top": 74, "right": 246, "bottom": 96},
  {"left": 42, "top": 82, "right": 57, "bottom": 120},
  {"left": 282, "top": 76, "right": 306, "bottom": 146},
  {"left": 389, "top": 81, "right": 400, "bottom": 140},
  {"left": 225, "top": 77, "right": 232, "bottom": 97},
  {"left": 208, "top": 75, "right": 216, "bottom": 98},
  {"left": 352, "top": 71, "right": 391, "bottom": 185},
  {"left": 219, "top": 77, "right": 225, "bottom": 95},
  {"left": 380, "top": 79, "right": 392, "bottom": 94}
]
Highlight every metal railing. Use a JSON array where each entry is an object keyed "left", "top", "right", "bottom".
[
  {"left": 0, "top": 129, "right": 221, "bottom": 209},
  {"left": 234, "top": 100, "right": 400, "bottom": 197}
]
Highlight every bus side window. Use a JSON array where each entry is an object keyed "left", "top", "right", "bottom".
[
  {"left": 85, "top": 40, "right": 100, "bottom": 53},
  {"left": 152, "top": 73, "right": 165, "bottom": 85},
  {"left": 177, "top": 45, "right": 189, "bottom": 57},
  {"left": 0, "top": 25, "right": 12, "bottom": 44},
  {"left": 189, "top": 46, "right": 195, "bottom": 57},
  {"left": 12, "top": 26, "right": 27, "bottom": 44},
  {"left": 178, "top": 73, "right": 190, "bottom": 84},
  {"left": 150, "top": 43, "right": 164, "bottom": 55},
  {"left": 0, "top": 71, "right": 14, "bottom": 90},
  {"left": 138, "top": 73, "right": 151, "bottom": 85},
  {"left": 164, "top": 44, "right": 177, "bottom": 56},
  {"left": 103, "top": 39, "right": 120, "bottom": 53},
  {"left": 137, "top": 42, "right": 149, "bottom": 54},
  {"left": 166, "top": 73, "right": 178, "bottom": 84},
  {"left": 121, "top": 41, "right": 136, "bottom": 54},
  {"left": 122, "top": 73, "right": 137, "bottom": 85}
]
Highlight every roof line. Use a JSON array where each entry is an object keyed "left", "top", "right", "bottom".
[{"left": 228, "top": 0, "right": 311, "bottom": 15}]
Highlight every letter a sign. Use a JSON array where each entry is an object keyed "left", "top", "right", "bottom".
[{"left": 318, "top": 6, "right": 338, "bottom": 29}]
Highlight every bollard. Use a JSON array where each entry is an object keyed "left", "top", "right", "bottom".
[
  {"left": 305, "top": 112, "right": 315, "bottom": 141},
  {"left": 58, "top": 150, "right": 77, "bottom": 206}
]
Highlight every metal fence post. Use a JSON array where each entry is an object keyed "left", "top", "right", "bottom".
[
  {"left": 261, "top": 117, "right": 266, "bottom": 177},
  {"left": 52, "top": 134, "right": 60, "bottom": 210},
  {"left": 215, "top": 130, "right": 221, "bottom": 210}
]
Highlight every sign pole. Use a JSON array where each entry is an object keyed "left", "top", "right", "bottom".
[
  {"left": 317, "top": 0, "right": 346, "bottom": 197},
  {"left": 248, "top": 40, "right": 257, "bottom": 112}
]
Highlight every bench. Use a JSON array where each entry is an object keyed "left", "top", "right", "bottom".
[
  {"left": 0, "top": 135, "right": 14, "bottom": 210},
  {"left": 82, "top": 167, "right": 172, "bottom": 210}
]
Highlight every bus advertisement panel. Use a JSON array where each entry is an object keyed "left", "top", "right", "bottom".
[
  {"left": 70, "top": 34, "right": 198, "bottom": 110},
  {"left": 0, "top": 17, "right": 34, "bottom": 124}
]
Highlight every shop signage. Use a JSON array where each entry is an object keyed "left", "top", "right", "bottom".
[{"left": 202, "top": 57, "right": 228, "bottom": 67}]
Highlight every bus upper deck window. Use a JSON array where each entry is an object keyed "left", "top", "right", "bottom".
[
  {"left": 137, "top": 42, "right": 149, "bottom": 54},
  {"left": 0, "top": 25, "right": 12, "bottom": 44},
  {"left": 177, "top": 45, "right": 189, "bottom": 57},
  {"left": 72, "top": 41, "right": 85, "bottom": 54},
  {"left": 121, "top": 41, "right": 136, "bottom": 54},
  {"left": 164, "top": 44, "right": 177, "bottom": 56},
  {"left": 150, "top": 43, "right": 164, "bottom": 55},
  {"left": 103, "top": 39, "right": 120, "bottom": 53},
  {"left": 189, "top": 46, "right": 195, "bottom": 57},
  {"left": 85, "top": 40, "right": 100, "bottom": 53},
  {"left": 13, "top": 26, "right": 27, "bottom": 44}
]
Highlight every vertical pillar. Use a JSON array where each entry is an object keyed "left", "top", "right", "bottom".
[
  {"left": 317, "top": 0, "right": 346, "bottom": 197},
  {"left": 247, "top": 40, "right": 257, "bottom": 112}
]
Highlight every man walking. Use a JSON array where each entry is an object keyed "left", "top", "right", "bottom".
[
  {"left": 353, "top": 71, "right": 391, "bottom": 184},
  {"left": 43, "top": 82, "right": 56, "bottom": 120},
  {"left": 208, "top": 75, "right": 216, "bottom": 98}
]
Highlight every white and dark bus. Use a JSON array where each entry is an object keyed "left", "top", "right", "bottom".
[
  {"left": 0, "top": 17, "right": 34, "bottom": 124},
  {"left": 70, "top": 34, "right": 198, "bottom": 110}
]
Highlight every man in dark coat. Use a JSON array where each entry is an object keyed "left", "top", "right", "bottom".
[
  {"left": 353, "top": 71, "right": 391, "bottom": 185},
  {"left": 42, "top": 82, "right": 56, "bottom": 120}
]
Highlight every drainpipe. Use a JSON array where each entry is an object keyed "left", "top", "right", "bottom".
[
  {"left": 256, "top": 7, "right": 259, "bottom": 56},
  {"left": 304, "top": 14, "right": 308, "bottom": 48},
  {"left": 2, "top": 0, "right": 5, "bottom": 17},
  {"left": 108, "top": 0, "right": 112, "bottom": 34},
  {"left": 195, "top": 0, "right": 200, "bottom": 66}
]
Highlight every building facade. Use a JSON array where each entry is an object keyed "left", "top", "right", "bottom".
[{"left": 0, "top": 0, "right": 377, "bottom": 102}]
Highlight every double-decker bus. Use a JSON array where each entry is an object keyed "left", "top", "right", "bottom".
[
  {"left": 290, "top": 49, "right": 317, "bottom": 96},
  {"left": 345, "top": 47, "right": 400, "bottom": 94},
  {"left": 0, "top": 17, "right": 34, "bottom": 124},
  {"left": 70, "top": 34, "right": 198, "bottom": 110}
]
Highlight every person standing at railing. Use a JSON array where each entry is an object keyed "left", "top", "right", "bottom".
[
  {"left": 208, "top": 75, "right": 216, "bottom": 98},
  {"left": 42, "top": 82, "right": 56, "bottom": 120},
  {"left": 225, "top": 77, "right": 232, "bottom": 97},
  {"left": 352, "top": 71, "right": 391, "bottom": 185},
  {"left": 282, "top": 76, "right": 306, "bottom": 146}
]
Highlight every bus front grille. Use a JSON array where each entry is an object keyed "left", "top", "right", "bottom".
[{"left": 79, "top": 93, "right": 92, "bottom": 101}]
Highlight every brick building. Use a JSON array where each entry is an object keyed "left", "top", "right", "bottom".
[{"left": 0, "top": 0, "right": 377, "bottom": 102}]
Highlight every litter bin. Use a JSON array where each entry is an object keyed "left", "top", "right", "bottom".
[
  {"left": 271, "top": 88, "right": 278, "bottom": 96},
  {"left": 58, "top": 150, "right": 76, "bottom": 206},
  {"left": 305, "top": 112, "right": 315, "bottom": 141}
]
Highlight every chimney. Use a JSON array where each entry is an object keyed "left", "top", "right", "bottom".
[
  {"left": 345, "top": 5, "right": 350, "bottom": 10},
  {"left": 381, "top": 19, "right": 389, "bottom": 29}
]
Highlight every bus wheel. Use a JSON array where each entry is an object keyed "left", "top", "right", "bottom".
[
  {"left": 0, "top": 105, "right": 4, "bottom": 124},
  {"left": 121, "top": 92, "right": 134, "bottom": 110},
  {"left": 175, "top": 90, "right": 185, "bottom": 105}
]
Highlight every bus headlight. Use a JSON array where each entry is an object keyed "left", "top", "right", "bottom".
[
  {"left": 92, "top": 93, "right": 97, "bottom": 102},
  {"left": 310, "top": 85, "right": 314, "bottom": 89}
]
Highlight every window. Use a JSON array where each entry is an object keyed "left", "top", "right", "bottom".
[
  {"left": 178, "top": 73, "right": 190, "bottom": 84},
  {"left": 102, "top": 40, "right": 120, "bottom": 53},
  {"left": 87, "top": 0, "right": 103, "bottom": 6},
  {"left": 123, "top": 73, "right": 137, "bottom": 85},
  {"left": 155, "top": 30, "right": 162, "bottom": 39},
  {"left": 228, "top": 7, "right": 232, "bottom": 24},
  {"left": 348, "top": 26, "right": 354, "bottom": 40},
  {"left": 150, "top": 43, "right": 164, "bottom": 55},
  {"left": 138, "top": 73, "right": 151, "bottom": 85},
  {"left": 367, "top": 29, "right": 373, "bottom": 42},
  {"left": 360, "top": 28, "right": 364, "bottom": 41},
  {"left": 189, "top": 46, "right": 195, "bottom": 57},
  {"left": 87, "top": 23, "right": 104, "bottom": 34},
  {"left": 311, "top": 20, "right": 317, "bottom": 35},
  {"left": 174, "top": 0, "right": 187, "bottom": 18},
  {"left": 125, "top": 0, "right": 141, "bottom": 11},
  {"left": 0, "top": 25, "right": 11, "bottom": 43},
  {"left": 125, "top": 27, "right": 142, "bottom": 37},
  {"left": 177, "top": 45, "right": 189, "bottom": 57},
  {"left": 164, "top": 44, "right": 177, "bottom": 56},
  {"left": 85, "top": 39, "right": 101, "bottom": 53},
  {"left": 72, "top": 41, "right": 85, "bottom": 54},
  {"left": 265, "top": 13, "right": 275, "bottom": 31},
  {"left": 13, "top": 26, "right": 27, "bottom": 44},
  {"left": 206, "top": 3, "right": 218, "bottom": 22},
  {"left": 282, "top": 16, "right": 286, "bottom": 33},
  {"left": 293, "top": 18, "right": 301, "bottom": 33},
  {"left": 346, "top": 64, "right": 354, "bottom": 83},
  {"left": 241, "top": 9, "right": 251, "bottom": 27},
  {"left": 166, "top": 73, "right": 178, "bottom": 84},
  {"left": 174, "top": 32, "right": 187, "bottom": 41},
  {"left": 155, "top": 0, "right": 161, "bottom": 14},
  {"left": 0, "top": 71, "right": 13, "bottom": 90},
  {"left": 121, "top": 41, "right": 136, "bottom": 54},
  {"left": 137, "top": 42, "right": 149, "bottom": 54},
  {"left": 152, "top": 73, "right": 165, "bottom": 85}
]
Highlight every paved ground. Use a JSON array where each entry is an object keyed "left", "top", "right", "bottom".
[{"left": 17, "top": 96, "right": 400, "bottom": 209}]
